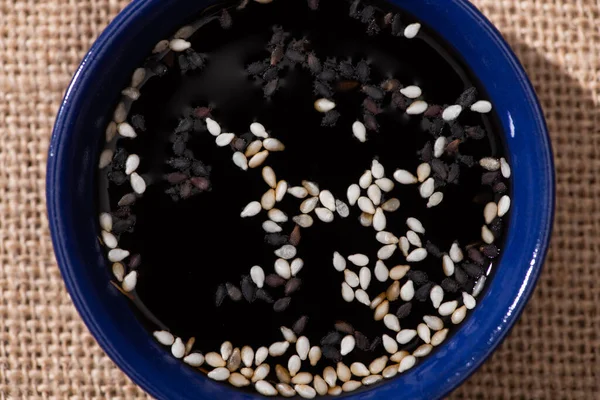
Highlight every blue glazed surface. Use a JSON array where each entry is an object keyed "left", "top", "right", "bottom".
[{"left": 46, "top": 0, "right": 555, "bottom": 399}]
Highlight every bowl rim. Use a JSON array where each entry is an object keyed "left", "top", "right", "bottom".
[{"left": 47, "top": 0, "right": 555, "bottom": 399}]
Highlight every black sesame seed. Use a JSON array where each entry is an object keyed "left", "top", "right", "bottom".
[
  {"left": 112, "top": 148, "right": 128, "bottom": 167},
  {"left": 468, "top": 248, "right": 485, "bottom": 265},
  {"left": 380, "top": 79, "right": 399, "bottom": 92},
  {"left": 111, "top": 207, "right": 132, "bottom": 219},
  {"left": 366, "top": 18, "right": 380, "bottom": 36},
  {"left": 364, "top": 113, "right": 379, "bottom": 132},
  {"left": 265, "top": 274, "right": 286, "bottom": 288},
  {"left": 334, "top": 321, "right": 354, "bottom": 334},
  {"left": 419, "top": 141, "right": 433, "bottom": 162},
  {"left": 395, "top": 302, "right": 412, "bottom": 319},
  {"left": 292, "top": 316, "right": 309, "bottom": 335},
  {"left": 246, "top": 61, "right": 269, "bottom": 76},
  {"left": 493, "top": 181, "right": 508, "bottom": 194},
  {"left": 391, "top": 14, "right": 404, "bottom": 36},
  {"left": 285, "top": 49, "right": 306, "bottom": 63},
  {"left": 186, "top": 51, "right": 206, "bottom": 70},
  {"left": 454, "top": 267, "right": 468, "bottom": 285},
  {"left": 363, "top": 97, "right": 382, "bottom": 115},
  {"left": 458, "top": 154, "right": 475, "bottom": 167},
  {"left": 265, "top": 233, "right": 289, "bottom": 247},
  {"left": 322, "top": 346, "right": 342, "bottom": 362},
  {"left": 391, "top": 90, "right": 407, "bottom": 110},
  {"left": 167, "top": 157, "right": 191, "bottom": 171},
  {"left": 338, "top": 60, "right": 355, "bottom": 78},
  {"left": 118, "top": 193, "right": 137, "bottom": 207},
  {"left": 431, "top": 159, "right": 448, "bottom": 180},
  {"left": 256, "top": 289, "right": 274, "bottom": 303},
  {"left": 308, "top": 0, "right": 319, "bottom": 11},
  {"left": 450, "top": 123, "right": 465, "bottom": 139},
  {"left": 263, "top": 66, "right": 279, "bottom": 81},
  {"left": 112, "top": 216, "right": 136, "bottom": 234},
  {"left": 425, "top": 241, "right": 442, "bottom": 258},
  {"left": 108, "top": 170, "right": 127, "bottom": 185},
  {"left": 415, "top": 282, "right": 434, "bottom": 301},
  {"left": 407, "top": 270, "right": 429, "bottom": 285},
  {"left": 463, "top": 263, "right": 484, "bottom": 279},
  {"left": 264, "top": 78, "right": 279, "bottom": 97},
  {"left": 284, "top": 278, "right": 302, "bottom": 296},
  {"left": 318, "top": 68, "right": 337, "bottom": 82},
  {"left": 215, "top": 284, "right": 227, "bottom": 307},
  {"left": 441, "top": 278, "right": 460, "bottom": 293},
  {"left": 447, "top": 163, "right": 460, "bottom": 183},
  {"left": 307, "top": 53, "right": 322, "bottom": 73},
  {"left": 128, "top": 253, "right": 142, "bottom": 269},
  {"left": 131, "top": 114, "right": 146, "bottom": 131},
  {"left": 191, "top": 161, "right": 210, "bottom": 177},
  {"left": 360, "top": 5, "right": 375, "bottom": 23},
  {"left": 424, "top": 105, "right": 442, "bottom": 117},
  {"left": 226, "top": 283, "right": 243, "bottom": 302},
  {"left": 320, "top": 331, "right": 342, "bottom": 346},
  {"left": 273, "top": 297, "right": 292, "bottom": 312},
  {"left": 481, "top": 244, "right": 499, "bottom": 258},
  {"left": 354, "top": 331, "right": 370, "bottom": 350},
  {"left": 428, "top": 118, "right": 444, "bottom": 136},
  {"left": 362, "top": 85, "right": 384, "bottom": 100},
  {"left": 314, "top": 81, "right": 333, "bottom": 97},
  {"left": 167, "top": 172, "right": 188, "bottom": 184},
  {"left": 456, "top": 87, "right": 477, "bottom": 107},
  {"left": 219, "top": 9, "right": 232, "bottom": 29},
  {"left": 172, "top": 139, "right": 186, "bottom": 156},
  {"left": 368, "top": 336, "right": 381, "bottom": 352},
  {"left": 356, "top": 60, "right": 370, "bottom": 83},
  {"left": 465, "top": 126, "right": 486, "bottom": 140},
  {"left": 321, "top": 110, "right": 340, "bottom": 127},
  {"left": 175, "top": 117, "right": 194, "bottom": 133},
  {"left": 481, "top": 171, "right": 500, "bottom": 185},
  {"left": 241, "top": 275, "right": 256, "bottom": 302},
  {"left": 349, "top": 0, "right": 361, "bottom": 18}
]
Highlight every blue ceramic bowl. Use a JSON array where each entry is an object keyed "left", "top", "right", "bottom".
[{"left": 47, "top": 0, "right": 554, "bottom": 399}]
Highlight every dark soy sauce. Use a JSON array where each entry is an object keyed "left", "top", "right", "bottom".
[{"left": 99, "top": 0, "right": 509, "bottom": 388}]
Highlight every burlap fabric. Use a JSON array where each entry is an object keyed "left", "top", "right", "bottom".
[{"left": 0, "top": 0, "right": 598, "bottom": 398}]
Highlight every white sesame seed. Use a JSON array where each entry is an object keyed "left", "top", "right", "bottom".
[
  {"left": 344, "top": 269, "right": 360, "bottom": 288},
  {"left": 439, "top": 300, "right": 458, "bottom": 316},
  {"left": 413, "top": 344, "right": 433, "bottom": 357},
  {"left": 291, "top": 258, "right": 304, "bottom": 276},
  {"left": 335, "top": 199, "right": 350, "bottom": 218},
  {"left": 406, "top": 217, "right": 425, "bottom": 234},
  {"left": 482, "top": 225, "right": 495, "bottom": 244},
  {"left": 263, "top": 138, "right": 285, "bottom": 151},
  {"left": 390, "top": 352, "right": 408, "bottom": 363},
  {"left": 292, "top": 373, "right": 313, "bottom": 385},
  {"left": 333, "top": 252, "right": 346, "bottom": 272},
  {"left": 431, "top": 329, "right": 449, "bottom": 346},
  {"left": 422, "top": 316, "right": 443, "bottom": 332},
  {"left": 404, "top": 23, "right": 421, "bottom": 38},
  {"left": 384, "top": 314, "right": 401, "bottom": 332},
  {"left": 348, "top": 254, "right": 369, "bottom": 266},
  {"left": 376, "top": 231, "right": 398, "bottom": 244},
  {"left": 462, "top": 292, "right": 477, "bottom": 309},
  {"left": 302, "top": 180, "right": 320, "bottom": 196},
  {"left": 389, "top": 265, "right": 409, "bottom": 280},
  {"left": 415, "top": 165, "right": 430, "bottom": 185},
  {"left": 313, "top": 375, "right": 328, "bottom": 395},
  {"left": 252, "top": 364, "right": 271, "bottom": 382},
  {"left": 351, "top": 362, "right": 370, "bottom": 377},
  {"left": 276, "top": 365, "right": 292, "bottom": 384},
  {"left": 399, "top": 355, "right": 416, "bottom": 372},
  {"left": 377, "top": 244, "right": 396, "bottom": 260},
  {"left": 241, "top": 201, "right": 261, "bottom": 218},
  {"left": 117, "top": 122, "right": 137, "bottom": 138},
  {"left": 399, "top": 236, "right": 410, "bottom": 257},
  {"left": 295, "top": 384, "right": 316, "bottom": 398},
  {"left": 232, "top": 152, "right": 248, "bottom": 170},
  {"left": 373, "top": 208, "right": 387, "bottom": 232},
  {"left": 100, "top": 213, "right": 112, "bottom": 232},
  {"left": 281, "top": 326, "right": 297, "bottom": 343},
  {"left": 101, "top": 231, "right": 118, "bottom": 249},
  {"left": 359, "top": 213, "right": 373, "bottom": 227},
  {"left": 400, "top": 85, "right": 422, "bottom": 98},
  {"left": 268, "top": 208, "right": 288, "bottom": 223},
  {"left": 419, "top": 177, "right": 435, "bottom": 198},
  {"left": 208, "top": 367, "right": 230, "bottom": 381},
  {"left": 296, "top": 336, "right": 310, "bottom": 360},
  {"left": 275, "top": 258, "right": 292, "bottom": 279},
  {"left": 451, "top": 305, "right": 468, "bottom": 324},
  {"left": 323, "top": 366, "right": 337, "bottom": 387},
  {"left": 205, "top": 118, "right": 222, "bottom": 136},
  {"left": 352, "top": 121, "right": 367, "bottom": 142},
  {"left": 113, "top": 102, "right": 127, "bottom": 124},
  {"left": 293, "top": 214, "right": 314, "bottom": 228},
  {"left": 374, "top": 260, "right": 389, "bottom": 282},
  {"left": 309, "top": 346, "right": 322, "bottom": 366},
  {"left": 229, "top": 373, "right": 251, "bottom": 387},
  {"left": 374, "top": 300, "right": 389, "bottom": 321},
  {"left": 341, "top": 282, "right": 355, "bottom": 302},
  {"left": 319, "top": 190, "right": 336, "bottom": 211},
  {"left": 342, "top": 380, "right": 362, "bottom": 392},
  {"left": 367, "top": 184, "right": 382, "bottom": 205},
  {"left": 249, "top": 150, "right": 269, "bottom": 168},
  {"left": 261, "top": 189, "right": 276, "bottom": 210},
  {"left": 393, "top": 169, "right": 417, "bottom": 184},
  {"left": 473, "top": 275, "right": 486, "bottom": 297},
  {"left": 288, "top": 355, "right": 301, "bottom": 376},
  {"left": 484, "top": 202, "right": 498, "bottom": 224},
  {"left": 245, "top": 140, "right": 263, "bottom": 157},
  {"left": 184, "top": 352, "right": 205, "bottom": 367},
  {"left": 442, "top": 105, "right": 463, "bottom": 121},
  {"left": 206, "top": 352, "right": 226, "bottom": 367},
  {"left": 396, "top": 329, "right": 417, "bottom": 344},
  {"left": 336, "top": 362, "right": 351, "bottom": 382},
  {"left": 382, "top": 334, "right": 398, "bottom": 354},
  {"left": 359, "top": 170, "right": 372, "bottom": 189},
  {"left": 400, "top": 280, "right": 415, "bottom": 301},
  {"left": 255, "top": 380, "right": 277, "bottom": 396},
  {"left": 358, "top": 196, "right": 376, "bottom": 214},
  {"left": 371, "top": 160, "right": 384, "bottom": 179},
  {"left": 255, "top": 347, "right": 269, "bottom": 365},
  {"left": 123, "top": 154, "right": 140, "bottom": 175},
  {"left": 220, "top": 341, "right": 233, "bottom": 361},
  {"left": 99, "top": 149, "right": 113, "bottom": 169},
  {"left": 269, "top": 341, "right": 289, "bottom": 357},
  {"left": 442, "top": 255, "right": 455, "bottom": 277},
  {"left": 153, "top": 330, "right": 174, "bottom": 346},
  {"left": 375, "top": 178, "right": 395, "bottom": 192},
  {"left": 406, "top": 100, "right": 428, "bottom": 115},
  {"left": 355, "top": 289, "right": 370, "bottom": 305},
  {"left": 382, "top": 364, "right": 399, "bottom": 379},
  {"left": 170, "top": 337, "right": 185, "bottom": 358},
  {"left": 314, "top": 98, "right": 336, "bottom": 113},
  {"left": 500, "top": 157, "right": 511, "bottom": 178},
  {"left": 275, "top": 180, "right": 287, "bottom": 202},
  {"left": 130, "top": 172, "right": 146, "bottom": 194},
  {"left": 479, "top": 157, "right": 500, "bottom": 171},
  {"left": 288, "top": 186, "right": 308, "bottom": 199},
  {"left": 315, "top": 207, "right": 334, "bottom": 222},
  {"left": 498, "top": 195, "right": 511, "bottom": 217},
  {"left": 250, "top": 122, "right": 268, "bottom": 138},
  {"left": 130, "top": 68, "right": 146, "bottom": 88},
  {"left": 406, "top": 230, "right": 422, "bottom": 247},
  {"left": 169, "top": 38, "right": 191, "bottom": 51},
  {"left": 358, "top": 267, "right": 371, "bottom": 290},
  {"left": 386, "top": 281, "right": 400, "bottom": 301},
  {"left": 449, "top": 242, "right": 464, "bottom": 262},
  {"left": 427, "top": 191, "right": 444, "bottom": 208},
  {"left": 347, "top": 184, "right": 361, "bottom": 206},
  {"left": 241, "top": 346, "right": 254, "bottom": 367},
  {"left": 471, "top": 100, "right": 493, "bottom": 113},
  {"left": 276, "top": 383, "right": 296, "bottom": 397},
  {"left": 430, "top": 285, "right": 444, "bottom": 308},
  {"left": 407, "top": 248, "right": 428, "bottom": 262},
  {"left": 262, "top": 220, "right": 282, "bottom": 233},
  {"left": 112, "top": 262, "right": 124, "bottom": 282},
  {"left": 108, "top": 248, "right": 129, "bottom": 262},
  {"left": 215, "top": 132, "right": 235, "bottom": 147},
  {"left": 368, "top": 356, "right": 388, "bottom": 374}
]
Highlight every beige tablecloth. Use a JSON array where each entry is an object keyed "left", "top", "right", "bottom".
[{"left": 0, "top": 0, "right": 598, "bottom": 398}]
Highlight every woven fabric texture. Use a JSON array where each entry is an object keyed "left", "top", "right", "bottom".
[{"left": 0, "top": 0, "right": 598, "bottom": 398}]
